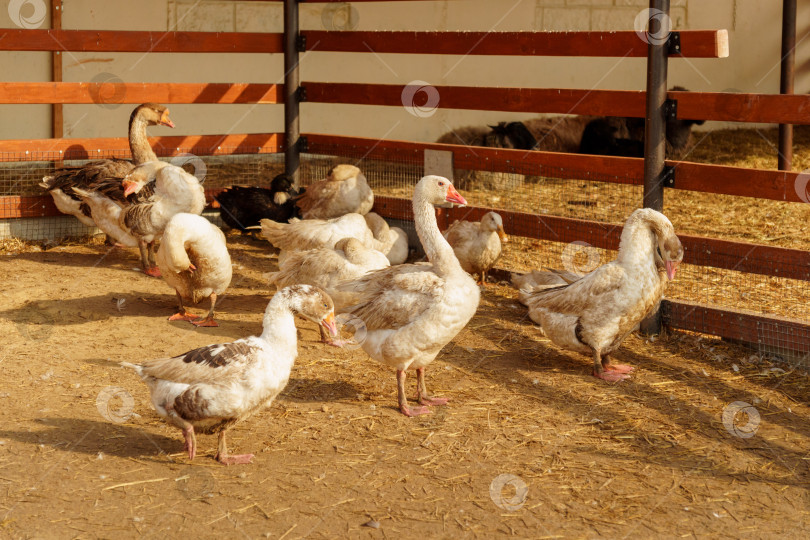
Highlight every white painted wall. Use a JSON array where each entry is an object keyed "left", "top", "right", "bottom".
[{"left": 0, "top": 0, "right": 807, "bottom": 145}]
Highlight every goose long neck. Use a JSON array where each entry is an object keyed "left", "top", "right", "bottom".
[
  {"left": 129, "top": 112, "right": 157, "bottom": 164},
  {"left": 413, "top": 196, "right": 461, "bottom": 275},
  {"left": 617, "top": 217, "right": 656, "bottom": 270},
  {"left": 260, "top": 298, "right": 297, "bottom": 349}
]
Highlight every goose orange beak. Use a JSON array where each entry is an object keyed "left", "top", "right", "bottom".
[
  {"left": 160, "top": 110, "right": 175, "bottom": 128},
  {"left": 665, "top": 260, "right": 679, "bottom": 280},
  {"left": 497, "top": 226, "right": 509, "bottom": 243},
  {"left": 321, "top": 311, "right": 338, "bottom": 337},
  {"left": 122, "top": 180, "right": 138, "bottom": 197},
  {"left": 445, "top": 184, "right": 467, "bottom": 206}
]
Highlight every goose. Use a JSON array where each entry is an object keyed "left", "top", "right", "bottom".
[
  {"left": 295, "top": 164, "right": 373, "bottom": 219},
  {"left": 268, "top": 237, "right": 390, "bottom": 344},
  {"left": 156, "top": 213, "right": 232, "bottom": 327},
  {"left": 519, "top": 208, "right": 683, "bottom": 382},
  {"left": 213, "top": 174, "right": 302, "bottom": 232},
  {"left": 39, "top": 103, "right": 174, "bottom": 227},
  {"left": 364, "top": 212, "right": 409, "bottom": 264},
  {"left": 118, "top": 161, "right": 206, "bottom": 276},
  {"left": 336, "top": 175, "right": 480, "bottom": 417},
  {"left": 259, "top": 212, "right": 381, "bottom": 266},
  {"left": 443, "top": 211, "right": 508, "bottom": 285},
  {"left": 122, "top": 285, "right": 338, "bottom": 465}
]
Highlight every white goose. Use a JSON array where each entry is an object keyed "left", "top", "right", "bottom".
[
  {"left": 443, "top": 211, "right": 508, "bottom": 285},
  {"left": 122, "top": 285, "right": 338, "bottom": 465},
  {"left": 156, "top": 213, "right": 232, "bottom": 327},
  {"left": 260, "top": 212, "right": 395, "bottom": 265},
  {"left": 520, "top": 208, "right": 683, "bottom": 382},
  {"left": 364, "top": 212, "right": 409, "bottom": 264},
  {"left": 337, "top": 175, "right": 480, "bottom": 417},
  {"left": 119, "top": 161, "right": 206, "bottom": 276}
]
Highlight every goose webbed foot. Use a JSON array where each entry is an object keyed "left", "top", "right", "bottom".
[
  {"left": 169, "top": 311, "right": 201, "bottom": 322},
  {"left": 191, "top": 316, "right": 219, "bottom": 328},
  {"left": 397, "top": 369, "right": 432, "bottom": 417},
  {"left": 144, "top": 266, "right": 162, "bottom": 278},
  {"left": 416, "top": 367, "right": 449, "bottom": 407},
  {"left": 215, "top": 431, "right": 253, "bottom": 465},
  {"left": 593, "top": 351, "right": 631, "bottom": 382}
]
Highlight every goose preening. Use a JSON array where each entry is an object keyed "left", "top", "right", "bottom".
[
  {"left": 260, "top": 212, "right": 397, "bottom": 266},
  {"left": 156, "top": 213, "right": 232, "bottom": 327},
  {"left": 295, "top": 164, "right": 373, "bottom": 219},
  {"left": 364, "top": 212, "right": 409, "bottom": 265},
  {"left": 119, "top": 161, "right": 206, "bottom": 277},
  {"left": 39, "top": 103, "right": 174, "bottom": 227},
  {"left": 443, "top": 211, "right": 508, "bottom": 285},
  {"left": 268, "top": 237, "right": 390, "bottom": 344},
  {"left": 519, "top": 208, "right": 683, "bottom": 382},
  {"left": 213, "top": 174, "right": 302, "bottom": 232},
  {"left": 336, "top": 175, "right": 480, "bottom": 417},
  {"left": 122, "top": 285, "right": 338, "bottom": 465}
]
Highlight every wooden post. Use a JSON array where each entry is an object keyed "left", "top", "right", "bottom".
[
  {"left": 778, "top": 0, "right": 796, "bottom": 171},
  {"left": 640, "top": 0, "right": 670, "bottom": 335},
  {"left": 284, "top": 0, "right": 301, "bottom": 187},
  {"left": 51, "top": 0, "right": 63, "bottom": 139}
]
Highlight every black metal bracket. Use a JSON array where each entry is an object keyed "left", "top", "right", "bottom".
[
  {"left": 296, "top": 34, "right": 307, "bottom": 52},
  {"left": 664, "top": 98, "right": 677, "bottom": 120},
  {"left": 660, "top": 165, "right": 675, "bottom": 188},
  {"left": 298, "top": 135, "right": 309, "bottom": 153},
  {"left": 667, "top": 31, "right": 681, "bottom": 55},
  {"left": 297, "top": 85, "right": 307, "bottom": 102}
]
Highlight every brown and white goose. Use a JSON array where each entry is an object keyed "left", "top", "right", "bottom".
[
  {"left": 39, "top": 103, "right": 174, "bottom": 227},
  {"left": 156, "top": 213, "right": 232, "bottom": 327},
  {"left": 118, "top": 161, "right": 206, "bottom": 276},
  {"left": 122, "top": 285, "right": 338, "bottom": 465},
  {"left": 443, "top": 211, "right": 508, "bottom": 285},
  {"left": 337, "top": 175, "right": 480, "bottom": 417},
  {"left": 519, "top": 208, "right": 683, "bottom": 382},
  {"left": 296, "top": 164, "right": 373, "bottom": 219}
]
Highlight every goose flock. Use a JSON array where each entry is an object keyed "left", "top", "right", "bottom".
[{"left": 44, "top": 103, "right": 683, "bottom": 463}]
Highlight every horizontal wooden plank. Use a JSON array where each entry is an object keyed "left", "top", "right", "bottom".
[
  {"left": 0, "top": 83, "right": 283, "bottom": 105},
  {"left": 372, "top": 195, "right": 810, "bottom": 281},
  {"left": 305, "top": 83, "right": 649, "bottom": 117},
  {"left": 304, "top": 30, "right": 728, "bottom": 58},
  {"left": 0, "top": 29, "right": 282, "bottom": 53},
  {"left": 662, "top": 299, "right": 810, "bottom": 352},
  {"left": 0, "top": 133, "right": 283, "bottom": 160},
  {"left": 304, "top": 84, "right": 810, "bottom": 125},
  {"left": 306, "top": 133, "right": 646, "bottom": 183},
  {"left": 306, "top": 133, "right": 807, "bottom": 203},
  {"left": 672, "top": 90, "right": 810, "bottom": 124}
]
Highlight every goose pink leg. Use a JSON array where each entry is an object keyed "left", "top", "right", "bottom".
[
  {"left": 593, "top": 351, "right": 631, "bottom": 382},
  {"left": 416, "top": 367, "right": 449, "bottom": 406},
  {"left": 397, "top": 370, "right": 431, "bottom": 417},
  {"left": 215, "top": 430, "right": 253, "bottom": 465}
]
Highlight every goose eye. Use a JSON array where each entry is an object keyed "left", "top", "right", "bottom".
[
  {"left": 438, "top": 181, "right": 445, "bottom": 186},
  {"left": 323, "top": 303, "right": 328, "bottom": 308}
]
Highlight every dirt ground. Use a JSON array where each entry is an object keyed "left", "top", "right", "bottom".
[{"left": 1, "top": 233, "right": 809, "bottom": 539}]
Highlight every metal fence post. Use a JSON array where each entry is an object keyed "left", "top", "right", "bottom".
[
  {"left": 640, "top": 0, "right": 670, "bottom": 335},
  {"left": 778, "top": 0, "right": 796, "bottom": 172},
  {"left": 284, "top": 0, "right": 301, "bottom": 188}
]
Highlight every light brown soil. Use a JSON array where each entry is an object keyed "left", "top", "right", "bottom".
[{"left": 1, "top": 233, "right": 809, "bottom": 538}]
